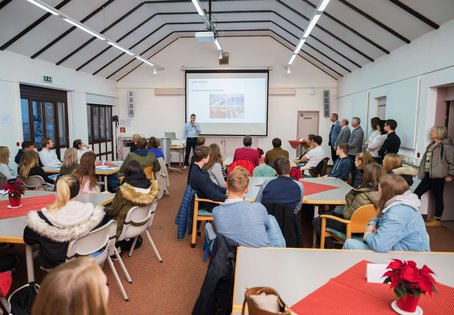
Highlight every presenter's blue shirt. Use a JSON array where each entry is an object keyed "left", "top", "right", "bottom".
[{"left": 183, "top": 122, "right": 201, "bottom": 139}]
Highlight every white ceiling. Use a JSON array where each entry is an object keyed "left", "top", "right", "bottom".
[{"left": 1, "top": 0, "right": 453, "bottom": 81}]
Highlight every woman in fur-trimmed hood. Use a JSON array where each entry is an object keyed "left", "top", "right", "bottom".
[
  {"left": 107, "top": 160, "right": 158, "bottom": 237},
  {"left": 23, "top": 175, "right": 107, "bottom": 269}
]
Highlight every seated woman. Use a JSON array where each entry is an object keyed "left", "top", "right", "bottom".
[
  {"left": 313, "top": 163, "right": 384, "bottom": 248},
  {"left": 23, "top": 175, "right": 106, "bottom": 269},
  {"left": 343, "top": 174, "right": 430, "bottom": 252},
  {"left": 0, "top": 146, "right": 15, "bottom": 179},
  {"left": 60, "top": 148, "right": 78, "bottom": 175},
  {"left": 107, "top": 160, "right": 158, "bottom": 238},
  {"left": 146, "top": 136, "right": 164, "bottom": 159},
  {"left": 19, "top": 150, "right": 54, "bottom": 185},
  {"left": 32, "top": 257, "right": 109, "bottom": 315},
  {"left": 383, "top": 153, "right": 417, "bottom": 186},
  {"left": 204, "top": 143, "right": 226, "bottom": 187},
  {"left": 351, "top": 151, "right": 373, "bottom": 188},
  {"left": 73, "top": 152, "right": 99, "bottom": 193}
]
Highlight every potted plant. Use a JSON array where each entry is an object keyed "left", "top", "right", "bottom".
[
  {"left": 383, "top": 259, "right": 437, "bottom": 313},
  {"left": 2, "top": 180, "right": 25, "bottom": 208}
]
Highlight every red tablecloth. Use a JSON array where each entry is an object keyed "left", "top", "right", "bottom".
[
  {"left": 95, "top": 161, "right": 117, "bottom": 167},
  {"left": 291, "top": 260, "right": 454, "bottom": 314},
  {"left": 288, "top": 140, "right": 304, "bottom": 149},
  {"left": 0, "top": 195, "right": 56, "bottom": 219},
  {"left": 300, "top": 181, "right": 338, "bottom": 196}
]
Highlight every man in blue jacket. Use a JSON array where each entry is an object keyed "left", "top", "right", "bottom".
[
  {"left": 328, "top": 113, "right": 341, "bottom": 163},
  {"left": 327, "top": 143, "right": 353, "bottom": 181}
]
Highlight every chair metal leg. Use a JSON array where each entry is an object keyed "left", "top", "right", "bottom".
[
  {"left": 113, "top": 248, "right": 132, "bottom": 283},
  {"left": 128, "top": 237, "right": 137, "bottom": 257},
  {"left": 145, "top": 230, "right": 163, "bottom": 262},
  {"left": 107, "top": 256, "right": 129, "bottom": 301}
]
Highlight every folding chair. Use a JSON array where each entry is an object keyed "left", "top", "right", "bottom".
[
  {"left": 320, "top": 204, "right": 377, "bottom": 249},
  {"left": 18, "top": 175, "right": 53, "bottom": 191},
  {"left": 117, "top": 201, "right": 163, "bottom": 265},
  {"left": 191, "top": 195, "right": 223, "bottom": 248},
  {"left": 66, "top": 220, "right": 131, "bottom": 301}
]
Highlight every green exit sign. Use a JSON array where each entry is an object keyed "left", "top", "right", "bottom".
[{"left": 43, "top": 76, "right": 53, "bottom": 83}]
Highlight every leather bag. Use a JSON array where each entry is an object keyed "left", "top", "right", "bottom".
[{"left": 241, "top": 287, "right": 292, "bottom": 315}]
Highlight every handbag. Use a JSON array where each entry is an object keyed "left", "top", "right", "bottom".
[
  {"left": 8, "top": 281, "right": 40, "bottom": 315},
  {"left": 241, "top": 287, "right": 293, "bottom": 315}
]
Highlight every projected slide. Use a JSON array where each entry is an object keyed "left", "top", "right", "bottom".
[{"left": 186, "top": 70, "right": 269, "bottom": 136}]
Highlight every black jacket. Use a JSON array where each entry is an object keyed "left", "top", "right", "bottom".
[
  {"left": 192, "top": 234, "right": 238, "bottom": 315},
  {"left": 378, "top": 132, "right": 401, "bottom": 157},
  {"left": 265, "top": 203, "right": 304, "bottom": 248},
  {"left": 188, "top": 164, "right": 226, "bottom": 210}
]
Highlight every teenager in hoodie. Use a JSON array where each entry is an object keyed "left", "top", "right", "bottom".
[
  {"left": 107, "top": 160, "right": 158, "bottom": 237},
  {"left": 23, "top": 175, "right": 107, "bottom": 269},
  {"left": 119, "top": 137, "right": 160, "bottom": 176},
  {"left": 343, "top": 174, "right": 430, "bottom": 252}
]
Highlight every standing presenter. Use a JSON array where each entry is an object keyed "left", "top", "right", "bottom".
[{"left": 183, "top": 113, "right": 201, "bottom": 169}]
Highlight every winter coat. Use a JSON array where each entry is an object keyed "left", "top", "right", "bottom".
[
  {"left": 392, "top": 165, "right": 418, "bottom": 186},
  {"left": 23, "top": 201, "right": 106, "bottom": 269},
  {"left": 418, "top": 137, "right": 454, "bottom": 179},
  {"left": 343, "top": 187, "right": 379, "bottom": 220},
  {"left": 107, "top": 180, "right": 158, "bottom": 237},
  {"left": 120, "top": 149, "right": 161, "bottom": 176}
]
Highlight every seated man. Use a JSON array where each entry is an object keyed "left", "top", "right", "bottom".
[
  {"left": 38, "top": 137, "right": 61, "bottom": 167},
  {"left": 233, "top": 135, "right": 260, "bottom": 166},
  {"left": 120, "top": 137, "right": 160, "bottom": 176},
  {"left": 299, "top": 135, "right": 325, "bottom": 176},
  {"left": 15, "top": 140, "right": 43, "bottom": 167},
  {"left": 189, "top": 145, "right": 226, "bottom": 210},
  {"left": 264, "top": 138, "right": 289, "bottom": 167},
  {"left": 327, "top": 143, "right": 353, "bottom": 181},
  {"left": 255, "top": 156, "right": 304, "bottom": 214},
  {"left": 213, "top": 167, "right": 285, "bottom": 247}
]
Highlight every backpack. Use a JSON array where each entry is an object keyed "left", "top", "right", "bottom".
[{"left": 8, "top": 282, "right": 39, "bottom": 315}]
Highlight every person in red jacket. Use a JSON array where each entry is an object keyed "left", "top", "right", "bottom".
[{"left": 233, "top": 135, "right": 260, "bottom": 166}]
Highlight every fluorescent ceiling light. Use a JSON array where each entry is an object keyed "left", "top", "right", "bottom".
[
  {"left": 214, "top": 39, "right": 222, "bottom": 51},
  {"left": 318, "top": 0, "right": 331, "bottom": 12},
  {"left": 191, "top": 0, "right": 204, "bottom": 16},
  {"left": 288, "top": 54, "right": 297, "bottom": 65},
  {"left": 153, "top": 68, "right": 157, "bottom": 75},
  {"left": 303, "top": 14, "right": 321, "bottom": 38},
  {"left": 107, "top": 42, "right": 134, "bottom": 56},
  {"left": 136, "top": 56, "right": 154, "bottom": 66},
  {"left": 27, "top": 0, "right": 59, "bottom": 15},
  {"left": 63, "top": 18, "right": 105, "bottom": 40},
  {"left": 294, "top": 39, "right": 306, "bottom": 54}
]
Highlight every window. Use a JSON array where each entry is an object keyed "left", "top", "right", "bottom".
[
  {"left": 20, "top": 85, "right": 68, "bottom": 160},
  {"left": 87, "top": 104, "right": 113, "bottom": 160}
]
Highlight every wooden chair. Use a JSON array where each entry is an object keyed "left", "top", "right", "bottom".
[
  {"left": 300, "top": 157, "right": 330, "bottom": 177},
  {"left": 191, "top": 194, "right": 223, "bottom": 248},
  {"left": 143, "top": 165, "right": 155, "bottom": 181},
  {"left": 319, "top": 204, "right": 377, "bottom": 249}
]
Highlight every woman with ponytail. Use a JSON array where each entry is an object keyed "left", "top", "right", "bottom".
[{"left": 23, "top": 175, "right": 107, "bottom": 269}]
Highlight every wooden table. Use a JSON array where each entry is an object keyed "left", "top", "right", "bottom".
[
  {"left": 0, "top": 191, "right": 114, "bottom": 281},
  {"left": 44, "top": 161, "right": 121, "bottom": 191},
  {"left": 232, "top": 247, "right": 454, "bottom": 314}
]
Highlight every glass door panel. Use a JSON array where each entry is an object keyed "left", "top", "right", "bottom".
[{"left": 32, "top": 100, "right": 43, "bottom": 147}]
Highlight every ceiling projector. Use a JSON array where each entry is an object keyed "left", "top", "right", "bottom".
[{"left": 195, "top": 31, "right": 215, "bottom": 42}]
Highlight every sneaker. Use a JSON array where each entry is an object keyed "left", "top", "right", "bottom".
[
  {"left": 425, "top": 217, "right": 442, "bottom": 227},
  {"left": 183, "top": 165, "right": 188, "bottom": 170}
]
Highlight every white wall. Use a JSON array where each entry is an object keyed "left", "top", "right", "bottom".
[
  {"left": 0, "top": 50, "right": 116, "bottom": 170},
  {"left": 337, "top": 19, "right": 454, "bottom": 218},
  {"left": 116, "top": 37, "right": 337, "bottom": 159}
]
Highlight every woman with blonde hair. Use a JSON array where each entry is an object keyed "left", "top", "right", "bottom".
[
  {"left": 60, "top": 148, "right": 79, "bottom": 175},
  {"left": 343, "top": 174, "right": 430, "bottom": 252},
  {"left": 32, "top": 257, "right": 109, "bottom": 315},
  {"left": 24, "top": 175, "right": 106, "bottom": 269},
  {"left": 73, "top": 151, "right": 99, "bottom": 193},
  {"left": 415, "top": 125, "right": 454, "bottom": 227},
  {"left": 204, "top": 143, "right": 226, "bottom": 187},
  {"left": 383, "top": 153, "right": 417, "bottom": 186},
  {"left": 19, "top": 150, "right": 54, "bottom": 184},
  {"left": 352, "top": 151, "right": 373, "bottom": 188},
  {"left": 0, "top": 146, "right": 15, "bottom": 179}
]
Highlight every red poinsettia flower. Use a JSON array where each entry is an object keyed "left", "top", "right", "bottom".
[
  {"left": 383, "top": 259, "right": 437, "bottom": 298},
  {"left": 2, "top": 180, "right": 25, "bottom": 200}
]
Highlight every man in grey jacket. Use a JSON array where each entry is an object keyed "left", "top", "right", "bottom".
[
  {"left": 336, "top": 118, "right": 351, "bottom": 149},
  {"left": 348, "top": 117, "right": 364, "bottom": 161}
]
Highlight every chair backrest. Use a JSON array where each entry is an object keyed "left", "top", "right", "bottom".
[
  {"left": 252, "top": 165, "right": 276, "bottom": 177},
  {"left": 118, "top": 202, "right": 156, "bottom": 241},
  {"left": 309, "top": 157, "right": 330, "bottom": 177},
  {"left": 143, "top": 165, "right": 155, "bottom": 181},
  {"left": 350, "top": 204, "right": 377, "bottom": 234},
  {"left": 228, "top": 160, "right": 255, "bottom": 176},
  {"left": 66, "top": 220, "right": 116, "bottom": 265},
  {"left": 164, "top": 132, "right": 177, "bottom": 140},
  {"left": 18, "top": 175, "right": 47, "bottom": 190}
]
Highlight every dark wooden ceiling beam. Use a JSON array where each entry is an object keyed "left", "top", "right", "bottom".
[
  {"left": 388, "top": 0, "right": 439, "bottom": 29},
  {"left": 0, "top": 0, "right": 13, "bottom": 11},
  {"left": 0, "top": 0, "right": 72, "bottom": 50},
  {"left": 337, "top": 0, "right": 410, "bottom": 44}
]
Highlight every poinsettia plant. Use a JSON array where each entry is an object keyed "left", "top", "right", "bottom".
[
  {"left": 2, "top": 180, "right": 25, "bottom": 200},
  {"left": 256, "top": 147, "right": 264, "bottom": 158},
  {"left": 383, "top": 259, "right": 437, "bottom": 298}
]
